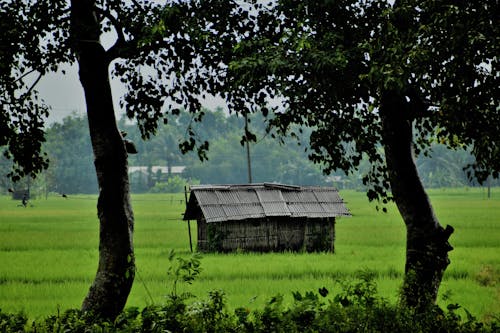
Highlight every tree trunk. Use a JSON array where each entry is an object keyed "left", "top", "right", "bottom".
[
  {"left": 71, "top": 0, "right": 135, "bottom": 319},
  {"left": 380, "top": 90, "right": 454, "bottom": 311}
]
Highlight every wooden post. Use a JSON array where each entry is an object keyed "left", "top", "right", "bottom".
[
  {"left": 487, "top": 175, "right": 491, "bottom": 199},
  {"left": 184, "top": 186, "right": 193, "bottom": 252}
]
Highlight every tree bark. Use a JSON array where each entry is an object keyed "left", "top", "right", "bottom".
[
  {"left": 71, "top": 0, "right": 135, "bottom": 320},
  {"left": 380, "top": 90, "right": 453, "bottom": 311}
]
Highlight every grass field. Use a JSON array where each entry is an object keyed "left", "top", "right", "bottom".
[{"left": 0, "top": 188, "right": 498, "bottom": 321}]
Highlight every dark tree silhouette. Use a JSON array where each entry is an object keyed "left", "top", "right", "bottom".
[
  {"left": 224, "top": 0, "right": 499, "bottom": 310},
  {"left": 0, "top": 0, "right": 239, "bottom": 319},
  {"left": 2, "top": 0, "right": 498, "bottom": 316}
]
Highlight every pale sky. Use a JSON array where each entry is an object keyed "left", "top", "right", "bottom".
[
  {"left": 36, "top": 27, "right": 228, "bottom": 125},
  {"left": 37, "top": 63, "right": 230, "bottom": 124},
  {"left": 37, "top": 65, "right": 87, "bottom": 123}
]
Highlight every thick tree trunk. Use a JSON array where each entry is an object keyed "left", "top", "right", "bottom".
[
  {"left": 71, "top": 0, "right": 135, "bottom": 319},
  {"left": 380, "top": 90, "right": 453, "bottom": 311}
]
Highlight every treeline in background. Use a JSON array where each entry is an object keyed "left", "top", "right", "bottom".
[{"left": 1, "top": 108, "right": 496, "bottom": 196}]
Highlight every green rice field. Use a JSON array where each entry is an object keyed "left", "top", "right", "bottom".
[{"left": 0, "top": 188, "right": 498, "bottom": 321}]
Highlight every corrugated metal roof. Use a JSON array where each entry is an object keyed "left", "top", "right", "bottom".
[
  {"left": 183, "top": 183, "right": 350, "bottom": 223},
  {"left": 255, "top": 189, "right": 290, "bottom": 217}
]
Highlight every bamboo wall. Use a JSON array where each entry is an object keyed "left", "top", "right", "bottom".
[{"left": 196, "top": 217, "right": 335, "bottom": 253}]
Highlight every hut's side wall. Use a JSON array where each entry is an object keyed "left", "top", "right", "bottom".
[
  {"left": 200, "top": 219, "right": 278, "bottom": 252},
  {"left": 303, "top": 218, "right": 335, "bottom": 253},
  {"left": 196, "top": 217, "right": 210, "bottom": 252},
  {"left": 276, "top": 217, "right": 305, "bottom": 251},
  {"left": 198, "top": 217, "right": 335, "bottom": 253}
]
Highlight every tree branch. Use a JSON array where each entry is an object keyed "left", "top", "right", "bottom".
[
  {"left": 19, "top": 72, "right": 43, "bottom": 101},
  {"left": 13, "top": 68, "right": 39, "bottom": 84},
  {"left": 130, "top": 0, "right": 145, "bottom": 13},
  {"left": 98, "top": 2, "right": 161, "bottom": 62},
  {"left": 107, "top": 34, "right": 174, "bottom": 63},
  {"left": 404, "top": 86, "right": 435, "bottom": 120},
  {"left": 93, "top": 7, "right": 127, "bottom": 63}
]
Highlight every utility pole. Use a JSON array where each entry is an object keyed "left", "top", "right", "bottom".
[{"left": 244, "top": 113, "right": 253, "bottom": 183}]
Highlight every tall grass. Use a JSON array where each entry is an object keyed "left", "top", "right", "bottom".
[{"left": 0, "top": 189, "right": 498, "bottom": 320}]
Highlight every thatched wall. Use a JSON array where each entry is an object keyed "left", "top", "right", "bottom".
[{"left": 196, "top": 217, "right": 335, "bottom": 253}]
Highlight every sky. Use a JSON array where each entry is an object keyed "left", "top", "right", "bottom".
[
  {"left": 36, "top": 29, "right": 227, "bottom": 125},
  {"left": 37, "top": 65, "right": 88, "bottom": 123},
  {"left": 38, "top": 64, "right": 228, "bottom": 124},
  {"left": 36, "top": 30, "right": 127, "bottom": 123}
]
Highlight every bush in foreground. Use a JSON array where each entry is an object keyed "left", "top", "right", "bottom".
[{"left": 1, "top": 273, "right": 498, "bottom": 333}]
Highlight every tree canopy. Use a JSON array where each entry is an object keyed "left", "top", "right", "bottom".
[
  {"left": 220, "top": 0, "right": 498, "bottom": 309},
  {"left": 1, "top": 0, "right": 498, "bottom": 315},
  {"left": 2, "top": 1, "right": 498, "bottom": 190},
  {"left": 2, "top": 111, "right": 487, "bottom": 196},
  {"left": 0, "top": 0, "right": 70, "bottom": 180},
  {"left": 225, "top": 0, "right": 499, "bottom": 201},
  {"left": 0, "top": 0, "right": 232, "bottom": 179}
]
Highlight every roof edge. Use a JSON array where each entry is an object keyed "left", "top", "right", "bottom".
[{"left": 189, "top": 183, "right": 339, "bottom": 192}]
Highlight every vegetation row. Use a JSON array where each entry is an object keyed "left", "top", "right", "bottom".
[
  {"left": 2, "top": 111, "right": 497, "bottom": 197},
  {"left": 1, "top": 267, "right": 498, "bottom": 333}
]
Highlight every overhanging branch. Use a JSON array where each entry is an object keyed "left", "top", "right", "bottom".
[
  {"left": 93, "top": 6, "right": 127, "bottom": 63},
  {"left": 18, "top": 72, "right": 43, "bottom": 102}
]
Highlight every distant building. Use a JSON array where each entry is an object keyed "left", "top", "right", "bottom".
[
  {"left": 183, "top": 183, "right": 350, "bottom": 253},
  {"left": 128, "top": 166, "right": 186, "bottom": 177}
]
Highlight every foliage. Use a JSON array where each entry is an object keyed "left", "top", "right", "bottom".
[
  {"left": 166, "top": 249, "right": 203, "bottom": 299},
  {"left": 43, "top": 114, "right": 97, "bottom": 194},
  {"left": 334, "top": 269, "right": 379, "bottom": 308},
  {"left": 474, "top": 265, "right": 499, "bottom": 288},
  {"left": 149, "top": 175, "right": 196, "bottom": 194},
  {"left": 217, "top": 0, "right": 498, "bottom": 309},
  {"left": 2, "top": 0, "right": 498, "bottom": 317},
  {"left": 2, "top": 111, "right": 334, "bottom": 194},
  {"left": 224, "top": 0, "right": 499, "bottom": 201},
  {"left": 1, "top": 0, "right": 244, "bottom": 179},
  {"left": 0, "top": 0, "right": 71, "bottom": 181},
  {"left": 0, "top": 273, "right": 498, "bottom": 332},
  {"left": 3, "top": 112, "right": 489, "bottom": 195},
  {"left": 4, "top": 0, "right": 487, "bottom": 197},
  {"left": 0, "top": 309, "right": 27, "bottom": 332},
  {"left": 417, "top": 145, "right": 476, "bottom": 188}
]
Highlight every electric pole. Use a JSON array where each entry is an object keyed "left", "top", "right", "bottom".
[{"left": 244, "top": 113, "right": 253, "bottom": 183}]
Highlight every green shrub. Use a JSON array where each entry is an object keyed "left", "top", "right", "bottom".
[
  {"left": 0, "top": 309, "right": 27, "bottom": 332},
  {"left": 149, "top": 176, "right": 199, "bottom": 193},
  {"left": 0, "top": 271, "right": 498, "bottom": 332},
  {"left": 475, "top": 265, "right": 499, "bottom": 287}
]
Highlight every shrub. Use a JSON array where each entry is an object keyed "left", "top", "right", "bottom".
[
  {"left": 0, "top": 309, "right": 27, "bottom": 332},
  {"left": 0, "top": 270, "right": 498, "bottom": 332},
  {"left": 149, "top": 176, "right": 199, "bottom": 193},
  {"left": 475, "top": 265, "right": 499, "bottom": 287}
]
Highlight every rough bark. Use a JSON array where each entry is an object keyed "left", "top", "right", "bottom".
[
  {"left": 380, "top": 90, "right": 454, "bottom": 311},
  {"left": 70, "top": 0, "right": 135, "bottom": 319}
]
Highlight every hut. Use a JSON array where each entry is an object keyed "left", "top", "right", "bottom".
[{"left": 183, "top": 183, "right": 350, "bottom": 253}]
